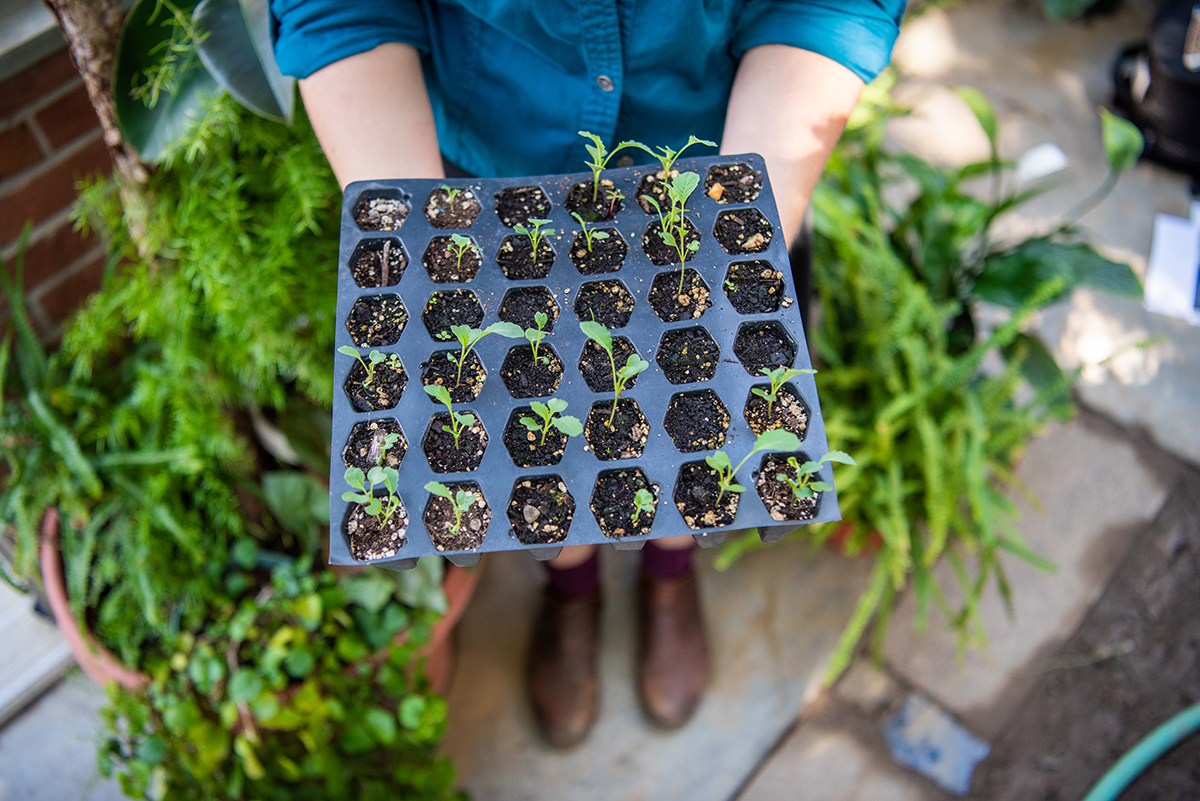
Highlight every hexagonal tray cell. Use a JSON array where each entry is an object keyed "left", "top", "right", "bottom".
[
  {"left": 423, "top": 480, "right": 490, "bottom": 551},
  {"left": 569, "top": 228, "right": 628, "bottom": 275},
  {"left": 345, "top": 294, "right": 407, "bottom": 347},
  {"left": 584, "top": 398, "right": 649, "bottom": 461},
  {"left": 349, "top": 237, "right": 407, "bottom": 288},
  {"left": 656, "top": 326, "right": 720, "bottom": 385},
  {"left": 422, "top": 412, "right": 488, "bottom": 473},
  {"left": 424, "top": 186, "right": 482, "bottom": 229},
  {"left": 499, "top": 285, "right": 559, "bottom": 331},
  {"left": 344, "top": 353, "right": 406, "bottom": 412},
  {"left": 590, "top": 468, "right": 658, "bottom": 539},
  {"left": 634, "top": 170, "right": 674, "bottom": 214},
  {"left": 500, "top": 343, "right": 564, "bottom": 398},
  {"left": 565, "top": 179, "right": 624, "bottom": 222},
  {"left": 673, "top": 460, "right": 739, "bottom": 529},
  {"left": 574, "top": 279, "right": 634, "bottom": 328},
  {"left": 496, "top": 234, "right": 555, "bottom": 280},
  {"left": 578, "top": 335, "right": 640, "bottom": 393},
  {"left": 755, "top": 452, "right": 821, "bottom": 522},
  {"left": 648, "top": 268, "right": 712, "bottom": 323},
  {"left": 507, "top": 475, "right": 575, "bottom": 545},
  {"left": 344, "top": 498, "right": 408, "bottom": 561},
  {"left": 342, "top": 419, "right": 407, "bottom": 471},
  {"left": 502, "top": 404, "right": 575, "bottom": 467},
  {"left": 704, "top": 163, "right": 764, "bottom": 204},
  {"left": 663, "top": 389, "right": 730, "bottom": 452},
  {"left": 733, "top": 321, "right": 797, "bottom": 375},
  {"left": 353, "top": 190, "right": 409, "bottom": 231},
  {"left": 422, "top": 289, "right": 483, "bottom": 342},
  {"left": 713, "top": 208, "right": 773, "bottom": 255},
  {"left": 494, "top": 185, "right": 551, "bottom": 228},
  {"left": 423, "top": 235, "right": 483, "bottom": 282},
  {"left": 744, "top": 383, "right": 810, "bottom": 438},
  {"left": 724, "top": 260, "right": 785, "bottom": 314},
  {"left": 642, "top": 217, "right": 700, "bottom": 266},
  {"left": 421, "top": 349, "right": 486, "bottom": 403}
]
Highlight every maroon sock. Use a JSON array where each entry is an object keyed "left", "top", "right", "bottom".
[
  {"left": 641, "top": 539, "right": 695, "bottom": 580},
  {"left": 543, "top": 550, "right": 601, "bottom": 598}
]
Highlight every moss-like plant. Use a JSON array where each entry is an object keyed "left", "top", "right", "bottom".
[
  {"left": 519, "top": 398, "right": 583, "bottom": 446},
  {"left": 579, "top": 321, "right": 649, "bottom": 427}
]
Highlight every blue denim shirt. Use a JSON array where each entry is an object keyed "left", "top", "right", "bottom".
[{"left": 272, "top": 0, "right": 904, "bottom": 178}]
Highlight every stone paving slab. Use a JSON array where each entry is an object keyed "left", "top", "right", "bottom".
[
  {"left": 883, "top": 412, "right": 1181, "bottom": 739},
  {"left": 0, "top": 582, "right": 72, "bottom": 728},
  {"left": 440, "top": 541, "right": 872, "bottom": 801}
]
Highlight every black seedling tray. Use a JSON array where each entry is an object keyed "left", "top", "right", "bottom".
[{"left": 329, "top": 154, "right": 842, "bottom": 570}]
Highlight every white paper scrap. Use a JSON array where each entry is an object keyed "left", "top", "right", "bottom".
[{"left": 1144, "top": 201, "right": 1200, "bottom": 326}]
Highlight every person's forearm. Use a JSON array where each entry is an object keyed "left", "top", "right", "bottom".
[
  {"left": 299, "top": 42, "right": 444, "bottom": 189},
  {"left": 721, "top": 45, "right": 864, "bottom": 248}
]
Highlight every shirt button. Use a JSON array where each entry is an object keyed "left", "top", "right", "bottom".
[{"left": 596, "top": 75, "right": 615, "bottom": 92}]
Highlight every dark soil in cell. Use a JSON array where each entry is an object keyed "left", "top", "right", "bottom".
[
  {"left": 590, "top": 469, "right": 657, "bottom": 539},
  {"left": 507, "top": 476, "right": 574, "bottom": 545},
  {"left": 342, "top": 418, "right": 407, "bottom": 471},
  {"left": 570, "top": 229, "right": 627, "bottom": 275},
  {"left": 354, "top": 197, "right": 409, "bottom": 231},
  {"left": 422, "top": 350, "right": 486, "bottom": 403},
  {"left": 345, "top": 502, "right": 407, "bottom": 561},
  {"left": 642, "top": 217, "right": 700, "bottom": 266},
  {"left": 673, "top": 461, "right": 739, "bottom": 529},
  {"left": 422, "top": 412, "right": 488, "bottom": 473},
  {"left": 713, "top": 208, "right": 773, "bottom": 254},
  {"left": 704, "top": 163, "right": 763, "bottom": 204},
  {"left": 663, "top": 390, "right": 730, "bottom": 452},
  {"left": 574, "top": 280, "right": 634, "bottom": 328},
  {"left": 423, "top": 482, "right": 489, "bottom": 551},
  {"left": 496, "top": 236, "right": 555, "bottom": 280},
  {"left": 584, "top": 399, "right": 649, "bottom": 461},
  {"left": 733, "top": 322, "right": 796, "bottom": 375},
  {"left": 656, "top": 326, "right": 720, "bottom": 384},
  {"left": 350, "top": 239, "right": 407, "bottom": 288},
  {"left": 423, "top": 236, "right": 482, "bottom": 282},
  {"left": 424, "top": 187, "right": 482, "bottom": 229},
  {"left": 499, "top": 344, "right": 564, "bottom": 398},
  {"left": 755, "top": 453, "right": 819, "bottom": 522},
  {"left": 422, "top": 289, "right": 483, "bottom": 342},
  {"left": 744, "top": 383, "right": 809, "bottom": 438},
  {"left": 499, "top": 286, "right": 558, "bottom": 331},
  {"left": 635, "top": 170, "right": 678, "bottom": 214},
  {"left": 344, "top": 355, "right": 406, "bottom": 413},
  {"left": 578, "top": 336, "right": 640, "bottom": 393},
  {"left": 494, "top": 186, "right": 551, "bottom": 228},
  {"left": 724, "top": 260, "right": 785, "bottom": 314},
  {"left": 649, "top": 268, "right": 712, "bottom": 322},
  {"left": 565, "top": 179, "right": 623, "bottom": 221},
  {"left": 346, "top": 294, "right": 407, "bottom": 347},
  {"left": 502, "top": 406, "right": 569, "bottom": 468}
]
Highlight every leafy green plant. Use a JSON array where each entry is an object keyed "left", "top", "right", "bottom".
[
  {"left": 571, "top": 211, "right": 611, "bottom": 252},
  {"left": 342, "top": 466, "right": 404, "bottom": 527},
  {"left": 423, "top": 384, "right": 475, "bottom": 450},
  {"left": 578, "top": 131, "right": 644, "bottom": 202},
  {"left": 447, "top": 322, "right": 523, "bottom": 386},
  {"left": 631, "top": 488, "right": 656, "bottom": 526},
  {"left": 752, "top": 366, "right": 816, "bottom": 416},
  {"left": 512, "top": 218, "right": 555, "bottom": 258},
  {"left": 338, "top": 345, "right": 386, "bottom": 387},
  {"left": 445, "top": 233, "right": 478, "bottom": 273},
  {"left": 644, "top": 171, "right": 702, "bottom": 293},
  {"left": 775, "top": 451, "right": 857, "bottom": 501},
  {"left": 424, "top": 482, "right": 475, "bottom": 536},
  {"left": 579, "top": 321, "right": 649, "bottom": 427},
  {"left": 705, "top": 429, "right": 802, "bottom": 503},
  {"left": 519, "top": 398, "right": 584, "bottom": 446},
  {"left": 524, "top": 312, "right": 550, "bottom": 365},
  {"left": 628, "top": 135, "right": 716, "bottom": 176}
]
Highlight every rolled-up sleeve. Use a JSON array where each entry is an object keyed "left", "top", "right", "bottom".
[
  {"left": 732, "top": 0, "right": 906, "bottom": 83},
  {"left": 271, "top": 0, "right": 430, "bottom": 79}
]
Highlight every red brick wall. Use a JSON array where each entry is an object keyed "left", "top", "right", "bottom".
[{"left": 0, "top": 47, "right": 113, "bottom": 339}]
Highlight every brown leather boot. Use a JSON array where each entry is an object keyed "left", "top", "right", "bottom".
[
  {"left": 637, "top": 571, "right": 709, "bottom": 729},
  {"left": 526, "top": 589, "right": 601, "bottom": 749}
]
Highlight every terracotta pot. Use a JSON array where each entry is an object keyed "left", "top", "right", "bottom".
[
  {"left": 826, "top": 522, "right": 884, "bottom": 556},
  {"left": 420, "top": 561, "right": 482, "bottom": 694}
]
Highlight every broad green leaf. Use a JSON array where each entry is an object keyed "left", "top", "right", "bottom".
[
  {"left": 1002, "top": 332, "right": 1066, "bottom": 393},
  {"left": 823, "top": 450, "right": 857, "bottom": 465},
  {"left": 754, "top": 428, "right": 802, "bottom": 453},
  {"left": 976, "top": 238, "right": 1140, "bottom": 308},
  {"left": 579, "top": 321, "right": 612, "bottom": 352},
  {"left": 486, "top": 321, "right": 525, "bottom": 339},
  {"left": 547, "top": 397, "right": 568, "bottom": 414},
  {"left": 1099, "top": 107, "right": 1143, "bottom": 174},
  {"left": 398, "top": 696, "right": 426, "bottom": 729},
  {"left": 425, "top": 481, "right": 452, "bottom": 500},
  {"left": 262, "top": 471, "right": 324, "bottom": 537},
  {"left": 227, "top": 669, "right": 263, "bottom": 703},
  {"left": 953, "top": 87, "right": 998, "bottom": 153},
  {"left": 341, "top": 572, "right": 396, "bottom": 613},
  {"left": 423, "top": 383, "right": 452, "bottom": 406},
  {"left": 193, "top": 0, "right": 293, "bottom": 123},
  {"left": 389, "top": 557, "right": 447, "bottom": 613},
  {"left": 364, "top": 707, "right": 397, "bottom": 745},
  {"left": 552, "top": 415, "right": 583, "bottom": 437}
]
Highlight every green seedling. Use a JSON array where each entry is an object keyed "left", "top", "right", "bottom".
[
  {"left": 605, "top": 187, "right": 625, "bottom": 219},
  {"left": 424, "top": 384, "right": 476, "bottom": 450},
  {"left": 776, "top": 451, "right": 856, "bottom": 502},
  {"left": 440, "top": 184, "right": 461, "bottom": 202},
  {"left": 338, "top": 345, "right": 388, "bottom": 387},
  {"left": 447, "top": 322, "right": 524, "bottom": 386},
  {"left": 424, "top": 481, "right": 476, "bottom": 536},
  {"left": 524, "top": 312, "right": 551, "bottom": 365},
  {"left": 513, "top": 218, "right": 555, "bottom": 258},
  {"left": 445, "top": 233, "right": 478, "bottom": 274},
  {"left": 370, "top": 431, "right": 402, "bottom": 466},
  {"left": 580, "top": 321, "right": 650, "bottom": 428},
  {"left": 579, "top": 131, "right": 645, "bottom": 202},
  {"left": 570, "top": 212, "right": 611, "bottom": 252},
  {"left": 342, "top": 465, "right": 404, "bottom": 527},
  {"left": 520, "top": 398, "right": 584, "bottom": 447},
  {"left": 752, "top": 366, "right": 817, "bottom": 417},
  {"left": 631, "top": 487, "right": 656, "bottom": 526},
  {"left": 628, "top": 135, "right": 716, "bottom": 177},
  {"left": 706, "top": 429, "right": 802, "bottom": 504},
  {"left": 644, "top": 171, "right": 702, "bottom": 293}
]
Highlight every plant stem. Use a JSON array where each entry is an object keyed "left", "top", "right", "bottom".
[
  {"left": 381, "top": 240, "right": 391, "bottom": 287},
  {"left": 1061, "top": 170, "right": 1119, "bottom": 230}
]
